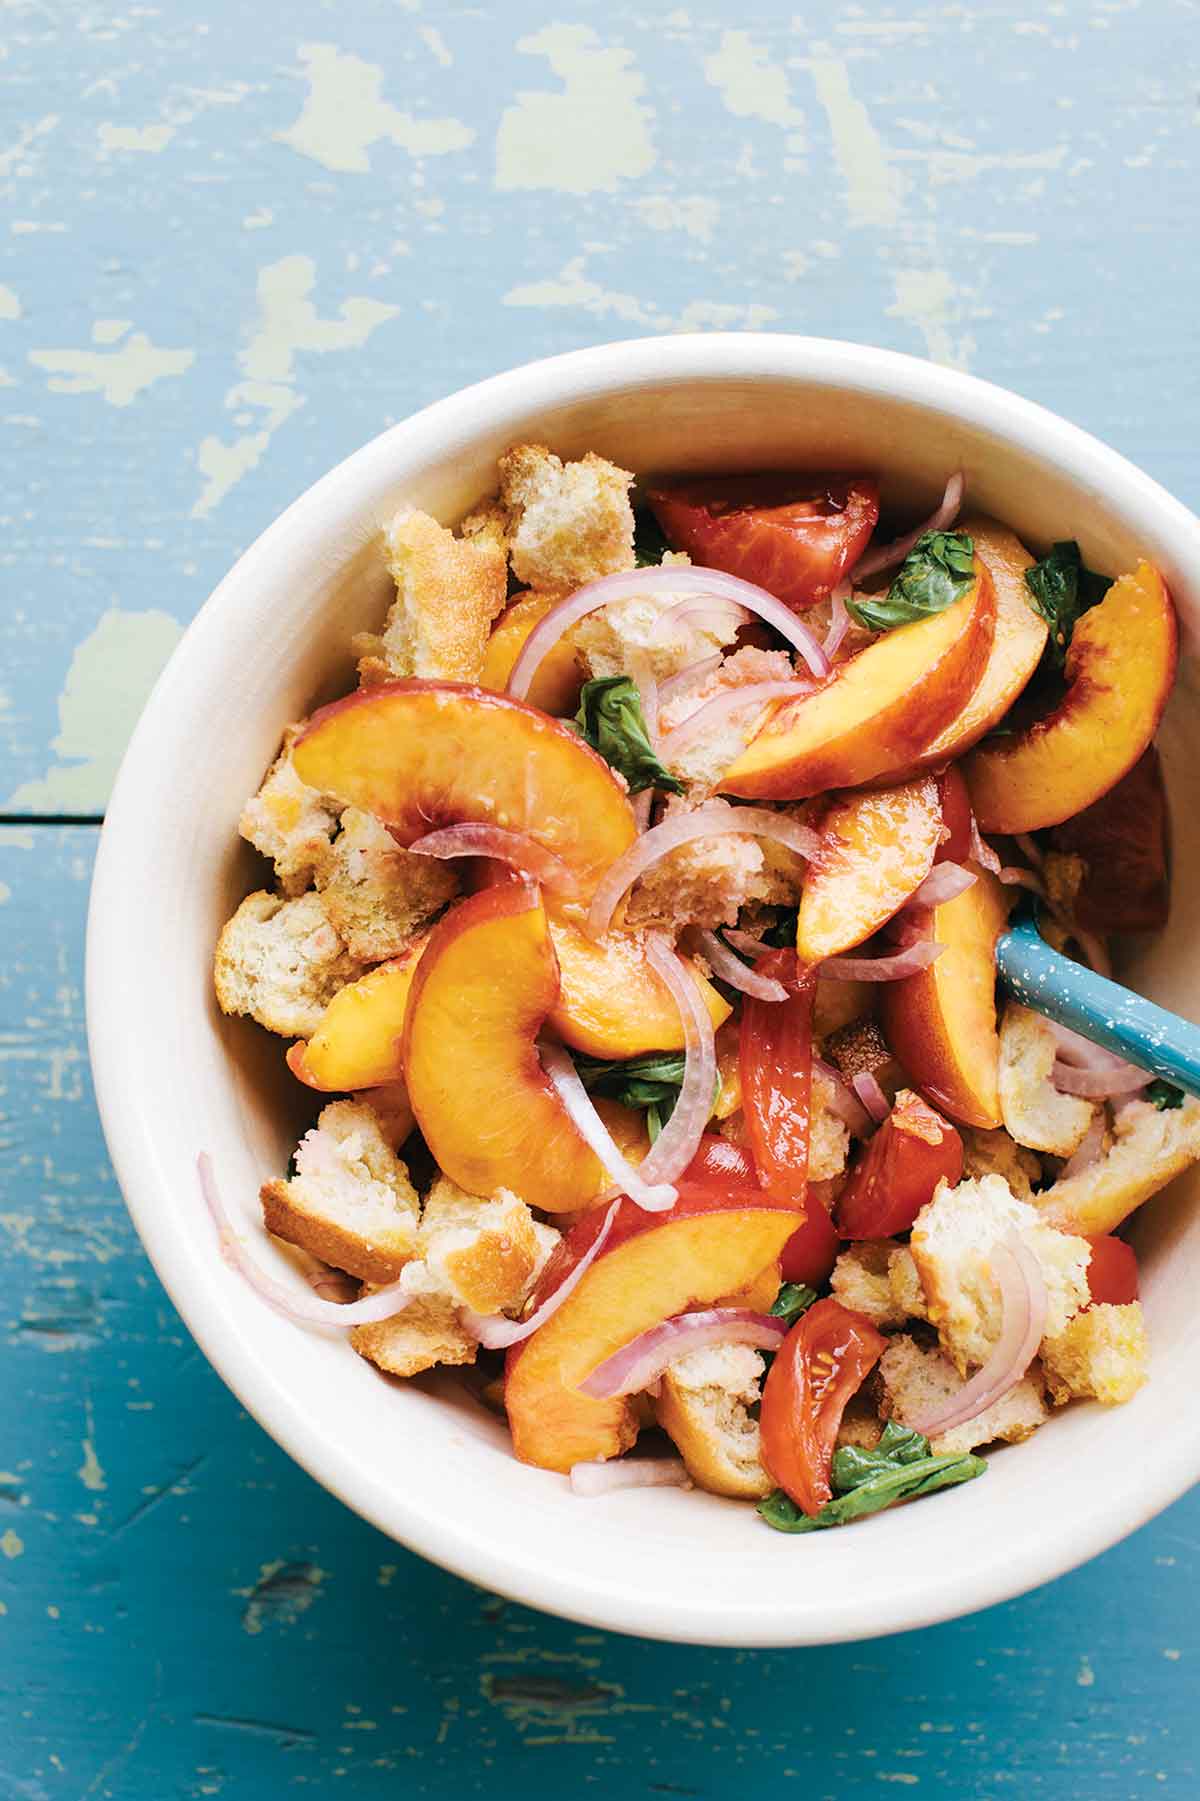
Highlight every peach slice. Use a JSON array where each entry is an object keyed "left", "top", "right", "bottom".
[
  {"left": 505, "top": 1184, "right": 801, "bottom": 1472},
  {"left": 292, "top": 680, "right": 637, "bottom": 898},
  {"left": 894, "top": 515, "right": 1049, "bottom": 774},
  {"left": 721, "top": 555, "right": 995, "bottom": 799},
  {"left": 287, "top": 938, "right": 427, "bottom": 1092},
  {"left": 1046, "top": 748, "right": 1170, "bottom": 934},
  {"left": 966, "top": 560, "right": 1177, "bottom": 833},
  {"left": 403, "top": 883, "right": 603, "bottom": 1213},
  {"left": 880, "top": 864, "right": 1011, "bottom": 1129},
  {"left": 482, "top": 592, "right": 584, "bottom": 716},
  {"left": 796, "top": 777, "right": 942, "bottom": 961},
  {"left": 548, "top": 920, "right": 730, "bottom": 1059}
]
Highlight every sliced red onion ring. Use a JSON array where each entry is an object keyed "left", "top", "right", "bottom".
[
  {"left": 408, "top": 824, "right": 578, "bottom": 896},
  {"left": 638, "top": 933, "right": 719, "bottom": 1188},
  {"left": 852, "top": 471, "right": 965, "bottom": 581},
  {"left": 658, "top": 681, "right": 814, "bottom": 763},
  {"left": 998, "top": 866, "right": 1046, "bottom": 897},
  {"left": 658, "top": 653, "right": 723, "bottom": 705},
  {"left": 724, "top": 927, "right": 771, "bottom": 960},
  {"left": 586, "top": 801, "right": 821, "bottom": 940},
  {"left": 907, "top": 861, "right": 976, "bottom": 909},
  {"left": 823, "top": 583, "right": 852, "bottom": 661},
  {"left": 1014, "top": 832, "right": 1044, "bottom": 870},
  {"left": 1074, "top": 927, "right": 1112, "bottom": 980},
  {"left": 633, "top": 789, "right": 654, "bottom": 832},
  {"left": 650, "top": 596, "right": 750, "bottom": 641},
  {"left": 1045, "top": 1020, "right": 1131, "bottom": 1073},
  {"left": 541, "top": 1039, "right": 677, "bottom": 1213},
  {"left": 1060, "top": 1111, "right": 1107, "bottom": 1181},
  {"left": 579, "top": 1307, "right": 787, "bottom": 1399},
  {"left": 463, "top": 1198, "right": 622, "bottom": 1349},
  {"left": 814, "top": 1057, "right": 874, "bottom": 1136},
  {"left": 629, "top": 651, "right": 660, "bottom": 747},
  {"left": 1051, "top": 1059, "right": 1151, "bottom": 1099},
  {"left": 904, "top": 1235, "right": 1047, "bottom": 1439},
  {"left": 820, "top": 941, "right": 945, "bottom": 981},
  {"left": 569, "top": 1457, "right": 693, "bottom": 1497},
  {"left": 505, "top": 567, "right": 831, "bottom": 700},
  {"left": 197, "top": 1152, "right": 413, "bottom": 1327},
  {"left": 969, "top": 816, "right": 1002, "bottom": 875},
  {"left": 694, "top": 928, "right": 788, "bottom": 1001},
  {"left": 851, "top": 1070, "right": 891, "bottom": 1125}
]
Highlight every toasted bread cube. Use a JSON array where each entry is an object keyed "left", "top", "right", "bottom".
[
  {"left": 659, "top": 648, "right": 800, "bottom": 792},
  {"left": 1037, "top": 1095, "right": 1200, "bottom": 1235},
  {"left": 879, "top": 1334, "right": 1048, "bottom": 1454},
  {"left": 354, "top": 506, "right": 508, "bottom": 686},
  {"left": 214, "top": 890, "right": 363, "bottom": 1038},
  {"left": 656, "top": 1342, "right": 771, "bottom": 1499},
  {"left": 831, "top": 1240, "right": 911, "bottom": 1328},
  {"left": 260, "top": 1098, "right": 421, "bottom": 1283},
  {"left": 911, "top": 1174, "right": 1090, "bottom": 1374},
  {"left": 417, "top": 1177, "right": 541, "bottom": 1315},
  {"left": 238, "top": 728, "right": 340, "bottom": 896},
  {"left": 351, "top": 1294, "right": 477, "bottom": 1378},
  {"left": 316, "top": 806, "right": 457, "bottom": 962},
  {"left": 998, "top": 1005, "right": 1098, "bottom": 1156},
  {"left": 835, "top": 1389, "right": 884, "bottom": 1450},
  {"left": 1040, "top": 1301, "right": 1149, "bottom": 1406},
  {"left": 624, "top": 796, "right": 768, "bottom": 931},
  {"left": 810, "top": 1066, "right": 852, "bottom": 1181},
  {"left": 888, "top": 1245, "right": 929, "bottom": 1321},
  {"left": 961, "top": 1125, "right": 1042, "bottom": 1203},
  {"left": 499, "top": 443, "right": 635, "bottom": 595}
]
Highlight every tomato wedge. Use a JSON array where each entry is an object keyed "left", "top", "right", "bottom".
[
  {"left": 835, "top": 1089, "right": 963, "bottom": 1240},
  {"left": 759, "top": 1298, "right": 887, "bottom": 1515},
  {"left": 739, "top": 950, "right": 816, "bottom": 1207},
  {"left": 646, "top": 474, "right": 880, "bottom": 612},
  {"left": 685, "top": 1129, "right": 837, "bottom": 1282},
  {"left": 1085, "top": 1234, "right": 1139, "bottom": 1307},
  {"left": 684, "top": 1133, "right": 757, "bottom": 1188}
]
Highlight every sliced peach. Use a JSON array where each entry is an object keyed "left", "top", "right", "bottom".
[
  {"left": 292, "top": 680, "right": 636, "bottom": 898},
  {"left": 548, "top": 920, "right": 730, "bottom": 1058},
  {"left": 403, "top": 884, "right": 602, "bottom": 1212},
  {"left": 966, "top": 560, "right": 1177, "bottom": 832},
  {"left": 796, "top": 777, "right": 941, "bottom": 961},
  {"left": 287, "top": 938, "right": 427, "bottom": 1092},
  {"left": 482, "top": 592, "right": 585, "bottom": 716},
  {"left": 505, "top": 1184, "right": 801, "bottom": 1472},
  {"left": 721, "top": 555, "right": 995, "bottom": 799},
  {"left": 895, "top": 515, "right": 1049, "bottom": 774},
  {"left": 880, "top": 864, "right": 1011, "bottom": 1129}
]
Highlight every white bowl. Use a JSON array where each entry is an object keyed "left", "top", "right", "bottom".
[{"left": 87, "top": 335, "right": 1200, "bottom": 1647}]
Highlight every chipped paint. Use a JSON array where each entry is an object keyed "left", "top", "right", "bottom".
[
  {"left": 0, "top": 285, "right": 20, "bottom": 320},
  {"left": 630, "top": 194, "right": 719, "bottom": 243},
  {"left": 703, "top": 30, "right": 805, "bottom": 152},
  {"left": 0, "top": 1529, "right": 23, "bottom": 1559},
  {"left": 238, "top": 1560, "right": 327, "bottom": 1635},
  {"left": 276, "top": 43, "right": 473, "bottom": 173},
  {"left": 888, "top": 268, "right": 975, "bottom": 370},
  {"left": 496, "top": 24, "right": 654, "bottom": 194},
  {"left": 97, "top": 122, "right": 176, "bottom": 154},
  {"left": 804, "top": 54, "right": 906, "bottom": 228},
  {"left": 28, "top": 322, "right": 195, "bottom": 407}
]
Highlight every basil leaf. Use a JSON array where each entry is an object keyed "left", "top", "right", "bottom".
[
  {"left": 573, "top": 676, "right": 683, "bottom": 796},
  {"left": 769, "top": 1282, "right": 818, "bottom": 1328},
  {"left": 1024, "top": 541, "right": 1110, "bottom": 670},
  {"left": 575, "top": 1051, "right": 686, "bottom": 1112},
  {"left": 757, "top": 1450, "right": 985, "bottom": 1534},
  {"left": 634, "top": 508, "right": 673, "bottom": 568},
  {"left": 1146, "top": 1079, "right": 1185, "bottom": 1111},
  {"left": 847, "top": 531, "right": 975, "bottom": 631},
  {"left": 831, "top": 1420, "right": 932, "bottom": 1489}
]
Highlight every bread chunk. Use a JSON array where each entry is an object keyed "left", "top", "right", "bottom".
[
  {"left": 1036, "top": 1095, "right": 1200, "bottom": 1235},
  {"left": 351, "top": 1295, "right": 478, "bottom": 1378},
  {"left": 316, "top": 807, "right": 457, "bottom": 962},
  {"left": 354, "top": 506, "right": 507, "bottom": 685},
  {"left": 659, "top": 647, "right": 802, "bottom": 793},
  {"left": 961, "top": 1125, "right": 1042, "bottom": 1203},
  {"left": 656, "top": 1342, "right": 771, "bottom": 1499},
  {"left": 214, "top": 890, "right": 363, "bottom": 1037},
  {"left": 238, "top": 727, "right": 339, "bottom": 895},
  {"left": 260, "top": 1098, "right": 421, "bottom": 1283},
  {"left": 998, "top": 1004, "right": 1098, "bottom": 1155},
  {"left": 879, "top": 1334, "right": 1048, "bottom": 1454},
  {"left": 1040, "top": 1301, "right": 1148, "bottom": 1405},
  {"left": 830, "top": 1240, "right": 911, "bottom": 1328},
  {"left": 499, "top": 443, "right": 635, "bottom": 594},
  {"left": 416, "top": 1176, "right": 542, "bottom": 1315}
]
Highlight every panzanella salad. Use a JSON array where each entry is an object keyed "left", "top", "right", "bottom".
[{"left": 209, "top": 446, "right": 1191, "bottom": 1533}]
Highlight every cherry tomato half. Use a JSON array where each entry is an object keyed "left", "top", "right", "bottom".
[
  {"left": 1085, "top": 1234, "right": 1139, "bottom": 1307},
  {"left": 739, "top": 950, "right": 816, "bottom": 1207},
  {"left": 759, "top": 1297, "right": 888, "bottom": 1515},
  {"left": 835, "top": 1089, "right": 963, "bottom": 1240},
  {"left": 647, "top": 474, "right": 880, "bottom": 612}
]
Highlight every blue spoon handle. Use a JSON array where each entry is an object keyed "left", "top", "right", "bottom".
[{"left": 995, "top": 913, "right": 1200, "bottom": 1101}]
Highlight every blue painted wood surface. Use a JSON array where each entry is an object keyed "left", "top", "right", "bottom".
[{"left": 3, "top": 1, "right": 1200, "bottom": 1794}]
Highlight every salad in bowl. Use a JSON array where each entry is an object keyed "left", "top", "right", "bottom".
[{"left": 207, "top": 441, "right": 1192, "bottom": 1537}]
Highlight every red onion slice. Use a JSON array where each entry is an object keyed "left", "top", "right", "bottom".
[
  {"left": 969, "top": 815, "right": 1002, "bottom": 875},
  {"left": 569, "top": 1457, "right": 693, "bottom": 1496},
  {"left": 579, "top": 1307, "right": 787, "bottom": 1399},
  {"left": 197, "top": 1152, "right": 413, "bottom": 1327},
  {"left": 823, "top": 583, "right": 852, "bottom": 661},
  {"left": 814, "top": 1058, "right": 875, "bottom": 1137},
  {"left": 907, "top": 860, "right": 976, "bottom": 909},
  {"left": 650, "top": 596, "right": 750, "bottom": 641},
  {"left": 998, "top": 866, "right": 1046, "bottom": 897},
  {"left": 1060, "top": 1111, "right": 1107, "bottom": 1180},
  {"left": 852, "top": 471, "right": 965, "bottom": 581},
  {"left": 1014, "top": 832, "right": 1044, "bottom": 870},
  {"left": 904, "top": 1235, "right": 1047, "bottom": 1439},
  {"left": 632, "top": 789, "right": 654, "bottom": 832},
  {"left": 851, "top": 1070, "right": 891, "bottom": 1125},
  {"left": 724, "top": 927, "right": 771, "bottom": 960},
  {"left": 1051, "top": 1059, "right": 1151, "bottom": 1099},
  {"left": 505, "top": 566, "right": 831, "bottom": 699},
  {"left": 1074, "top": 927, "right": 1112, "bottom": 980},
  {"left": 541, "top": 1039, "right": 677, "bottom": 1213},
  {"left": 1045, "top": 1020, "right": 1131, "bottom": 1073},
  {"left": 658, "top": 681, "right": 814, "bottom": 763},
  {"left": 820, "top": 941, "right": 945, "bottom": 981},
  {"left": 408, "top": 824, "right": 579, "bottom": 896},
  {"left": 638, "top": 933, "right": 719, "bottom": 1187},
  {"left": 586, "top": 800, "right": 820, "bottom": 940},
  {"left": 658, "top": 653, "right": 724, "bottom": 705},
  {"left": 628, "top": 651, "right": 660, "bottom": 748},
  {"left": 463, "top": 1198, "right": 622, "bottom": 1349},
  {"left": 694, "top": 928, "right": 788, "bottom": 1001}
]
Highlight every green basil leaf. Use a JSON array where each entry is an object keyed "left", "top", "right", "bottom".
[
  {"left": 769, "top": 1282, "right": 818, "bottom": 1328},
  {"left": 574, "top": 1051, "right": 686, "bottom": 1108},
  {"left": 831, "top": 1421, "right": 931, "bottom": 1490},
  {"left": 847, "top": 531, "right": 975, "bottom": 631},
  {"left": 757, "top": 1449, "right": 985, "bottom": 1534},
  {"left": 1024, "top": 541, "right": 1110, "bottom": 670},
  {"left": 1146, "top": 1079, "right": 1185, "bottom": 1111},
  {"left": 573, "top": 676, "right": 683, "bottom": 796},
  {"left": 634, "top": 508, "right": 673, "bottom": 568}
]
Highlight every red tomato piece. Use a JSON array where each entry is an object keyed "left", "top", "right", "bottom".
[
  {"left": 835, "top": 1089, "right": 963, "bottom": 1240},
  {"left": 684, "top": 1134, "right": 757, "bottom": 1189},
  {"left": 1085, "top": 1235, "right": 1139, "bottom": 1307},
  {"left": 936, "top": 764, "right": 974, "bottom": 865},
  {"left": 739, "top": 950, "right": 816, "bottom": 1207},
  {"left": 759, "top": 1297, "right": 888, "bottom": 1515},
  {"left": 646, "top": 474, "right": 880, "bottom": 612},
  {"left": 779, "top": 1197, "right": 840, "bottom": 1286}
]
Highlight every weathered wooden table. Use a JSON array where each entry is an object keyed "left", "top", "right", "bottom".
[{"left": 3, "top": 3, "right": 1198, "bottom": 1794}]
